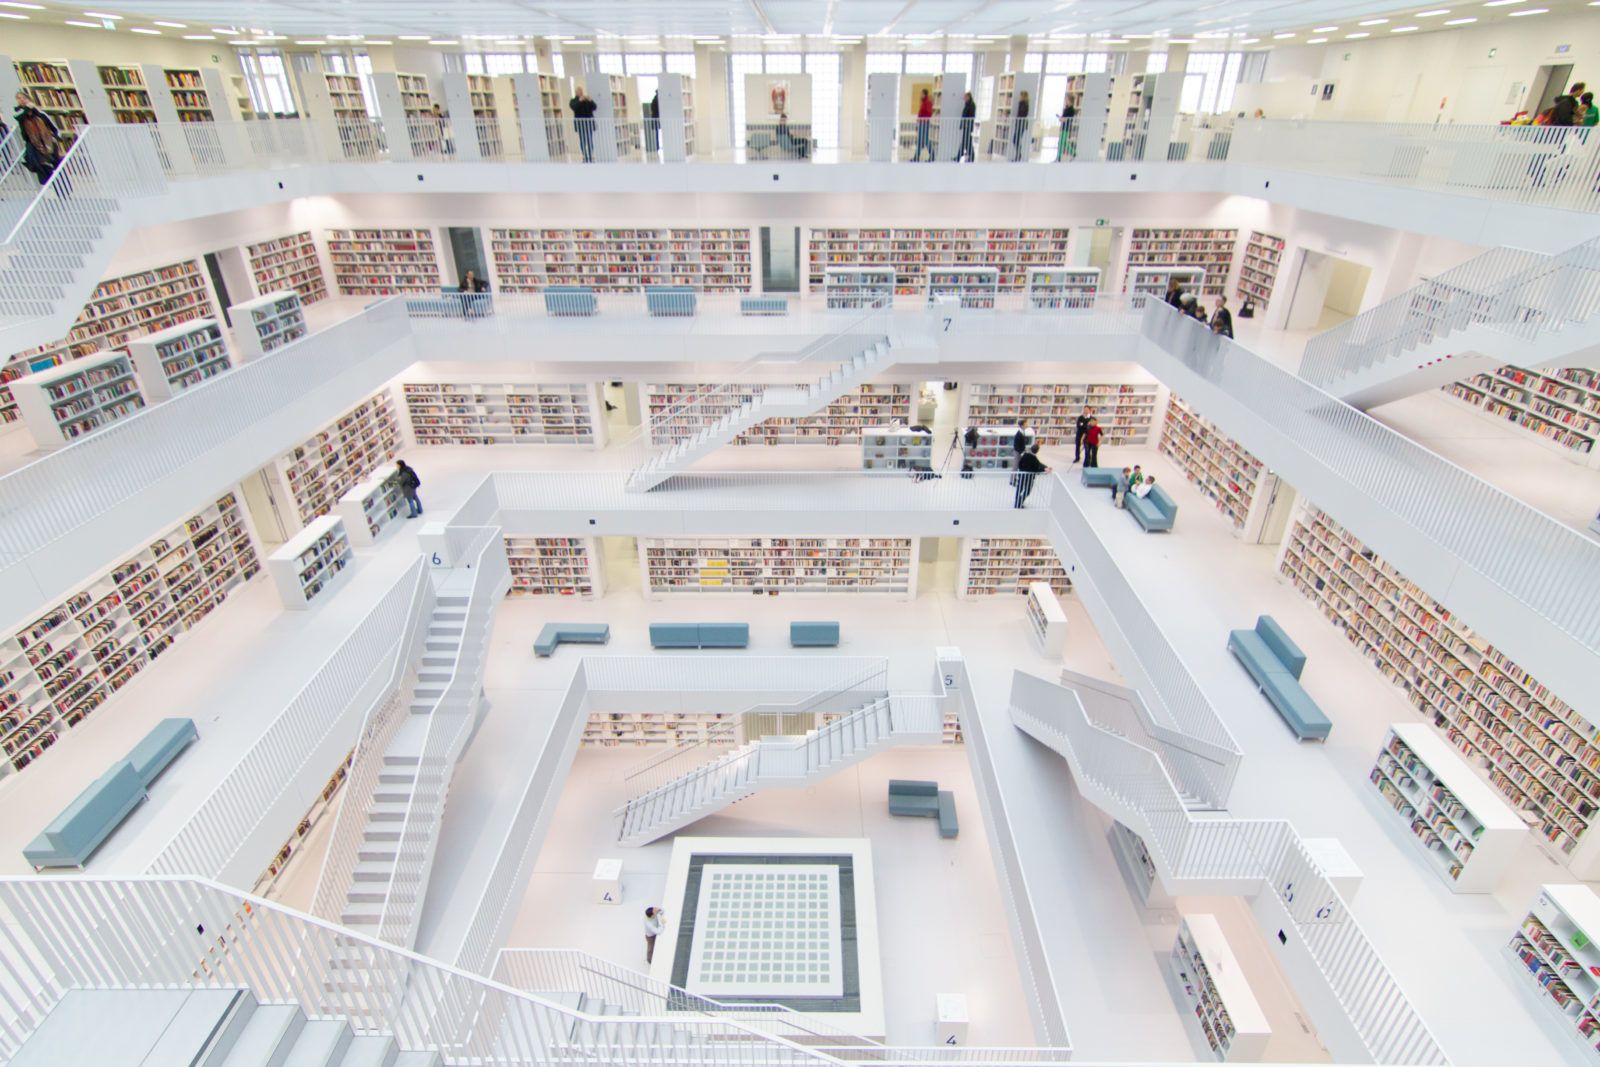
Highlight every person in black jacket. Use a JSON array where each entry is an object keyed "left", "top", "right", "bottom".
[
  {"left": 458, "top": 270, "right": 489, "bottom": 317},
  {"left": 1012, "top": 418, "right": 1033, "bottom": 456},
  {"left": 1013, "top": 444, "right": 1049, "bottom": 508},
  {"left": 570, "top": 88, "right": 598, "bottom": 162},
  {"left": 14, "top": 91, "right": 63, "bottom": 186},
  {"left": 395, "top": 460, "right": 423, "bottom": 517},
  {"left": 957, "top": 92, "right": 976, "bottom": 162},
  {"left": 645, "top": 90, "right": 659, "bottom": 152},
  {"left": 1164, "top": 276, "right": 1184, "bottom": 308},
  {"left": 1072, "top": 406, "right": 1095, "bottom": 464},
  {"left": 1012, "top": 90, "right": 1031, "bottom": 161},
  {"left": 1210, "top": 294, "right": 1234, "bottom": 339}
]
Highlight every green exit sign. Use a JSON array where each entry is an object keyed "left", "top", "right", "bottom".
[{"left": 1095, "top": 218, "right": 1108, "bottom": 227}]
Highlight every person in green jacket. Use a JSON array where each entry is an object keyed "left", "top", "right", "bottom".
[{"left": 1583, "top": 92, "right": 1598, "bottom": 127}]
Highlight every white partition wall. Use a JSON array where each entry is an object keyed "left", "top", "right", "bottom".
[
  {"left": 1075, "top": 72, "right": 1113, "bottom": 162},
  {"left": 509, "top": 73, "right": 553, "bottom": 162},
  {"left": 1138, "top": 72, "right": 1182, "bottom": 161},
  {"left": 867, "top": 73, "right": 898, "bottom": 162},
  {"left": 656, "top": 73, "right": 695, "bottom": 162},
  {"left": 64, "top": 58, "right": 116, "bottom": 126},
  {"left": 0, "top": 56, "right": 19, "bottom": 118},
  {"left": 936, "top": 72, "right": 967, "bottom": 161},
  {"left": 370, "top": 72, "right": 418, "bottom": 161}
]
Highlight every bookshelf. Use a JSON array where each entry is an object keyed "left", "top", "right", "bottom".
[
  {"left": 230, "top": 291, "right": 307, "bottom": 363},
  {"left": 336, "top": 468, "right": 406, "bottom": 548},
  {"left": 861, "top": 426, "right": 933, "bottom": 471},
  {"left": 958, "top": 538, "right": 1071, "bottom": 598},
  {"left": 656, "top": 73, "right": 696, "bottom": 161},
  {"left": 301, "top": 70, "right": 372, "bottom": 157},
  {"left": 244, "top": 232, "right": 329, "bottom": 305},
  {"left": 488, "top": 227, "right": 753, "bottom": 293},
  {"left": 1166, "top": 913, "right": 1271, "bottom": 1061},
  {"left": 962, "top": 381, "right": 1164, "bottom": 447},
  {"left": 369, "top": 71, "right": 435, "bottom": 159},
  {"left": 1279, "top": 501, "right": 1600, "bottom": 876},
  {"left": 1025, "top": 582, "right": 1068, "bottom": 660},
  {"left": 1127, "top": 266, "right": 1207, "bottom": 309},
  {"left": 1445, "top": 366, "right": 1600, "bottom": 466},
  {"left": 126, "top": 319, "right": 231, "bottom": 401},
  {"left": 645, "top": 383, "right": 911, "bottom": 448},
  {"left": 1027, "top": 267, "right": 1101, "bottom": 311},
  {"left": 14, "top": 60, "right": 88, "bottom": 133},
  {"left": 12, "top": 351, "right": 146, "bottom": 451},
  {"left": 1107, "top": 822, "right": 1171, "bottom": 907},
  {"left": 254, "top": 749, "right": 352, "bottom": 896},
  {"left": 403, "top": 381, "right": 603, "bottom": 447},
  {"left": 1, "top": 258, "right": 213, "bottom": 424},
  {"left": 1370, "top": 723, "right": 1527, "bottom": 892},
  {"left": 326, "top": 228, "right": 441, "bottom": 295},
  {"left": 1509, "top": 884, "right": 1600, "bottom": 1064},
  {"left": 639, "top": 537, "right": 918, "bottom": 598},
  {"left": 807, "top": 227, "right": 1071, "bottom": 294},
  {"left": 267, "top": 514, "right": 354, "bottom": 609},
  {"left": 1237, "top": 231, "right": 1285, "bottom": 310},
  {"left": 584, "top": 711, "right": 733, "bottom": 747},
  {"left": 959, "top": 427, "right": 1018, "bottom": 471},
  {"left": 1126, "top": 228, "right": 1238, "bottom": 299},
  {"left": 984, "top": 71, "right": 1040, "bottom": 159},
  {"left": 1159, "top": 394, "right": 1270, "bottom": 537},
  {"left": 92, "top": 64, "right": 156, "bottom": 125},
  {"left": 159, "top": 67, "right": 221, "bottom": 123},
  {"left": 468, "top": 73, "right": 508, "bottom": 156},
  {"left": 505, "top": 536, "right": 603, "bottom": 598},
  {"left": 274, "top": 391, "right": 402, "bottom": 525},
  {"left": 825, "top": 267, "right": 896, "bottom": 309},
  {"left": 927, "top": 267, "right": 999, "bottom": 309},
  {"left": 0, "top": 490, "right": 258, "bottom": 778}
]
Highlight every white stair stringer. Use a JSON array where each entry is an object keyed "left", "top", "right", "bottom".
[
  {"left": 625, "top": 336, "right": 896, "bottom": 492},
  {"left": 616, "top": 694, "right": 942, "bottom": 846},
  {"left": 0, "top": 197, "right": 132, "bottom": 353}
]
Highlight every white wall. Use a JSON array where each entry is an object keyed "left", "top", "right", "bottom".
[
  {"left": 745, "top": 72, "right": 812, "bottom": 126},
  {"left": 4, "top": 21, "right": 245, "bottom": 76}
]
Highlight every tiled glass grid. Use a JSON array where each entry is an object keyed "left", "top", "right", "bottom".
[{"left": 686, "top": 864, "right": 844, "bottom": 997}]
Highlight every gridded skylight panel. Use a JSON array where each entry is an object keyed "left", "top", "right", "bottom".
[
  {"left": 829, "top": 1, "right": 913, "bottom": 34},
  {"left": 761, "top": 1, "right": 829, "bottom": 34},
  {"left": 687, "top": 864, "right": 844, "bottom": 998}
]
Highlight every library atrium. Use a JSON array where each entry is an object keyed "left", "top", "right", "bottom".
[{"left": 0, "top": 0, "right": 1597, "bottom": 1064}]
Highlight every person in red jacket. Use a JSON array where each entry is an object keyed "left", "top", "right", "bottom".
[
  {"left": 1083, "top": 417, "right": 1103, "bottom": 469},
  {"left": 912, "top": 88, "right": 934, "bottom": 161}
]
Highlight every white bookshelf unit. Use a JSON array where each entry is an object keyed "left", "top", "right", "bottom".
[
  {"left": 927, "top": 267, "right": 999, "bottom": 309},
  {"left": 1025, "top": 582, "right": 1068, "bottom": 660},
  {"left": 656, "top": 73, "right": 696, "bottom": 162},
  {"left": 959, "top": 427, "right": 1018, "bottom": 471},
  {"left": 1159, "top": 394, "right": 1271, "bottom": 537},
  {"left": 1279, "top": 501, "right": 1600, "bottom": 876},
  {"left": 2, "top": 258, "right": 213, "bottom": 424},
  {"left": 14, "top": 59, "right": 88, "bottom": 133},
  {"left": 230, "top": 291, "right": 307, "bottom": 363},
  {"left": 958, "top": 538, "right": 1071, "bottom": 598},
  {"left": 584, "top": 711, "right": 732, "bottom": 748},
  {"left": 274, "top": 392, "right": 403, "bottom": 525},
  {"left": 336, "top": 468, "right": 406, "bottom": 548},
  {"left": 126, "top": 319, "right": 231, "bottom": 401},
  {"left": 403, "top": 381, "right": 603, "bottom": 446},
  {"left": 300, "top": 70, "right": 372, "bottom": 158},
  {"left": 1125, "top": 227, "right": 1238, "bottom": 300},
  {"left": 640, "top": 537, "right": 919, "bottom": 598},
  {"left": 861, "top": 426, "right": 934, "bottom": 471},
  {"left": 1445, "top": 366, "right": 1600, "bottom": 466},
  {"left": 505, "top": 536, "right": 603, "bottom": 598},
  {"left": 12, "top": 351, "right": 146, "bottom": 450},
  {"left": 159, "top": 67, "right": 222, "bottom": 123},
  {"left": 244, "top": 232, "right": 329, "bottom": 305},
  {"left": 89, "top": 63, "right": 156, "bottom": 125},
  {"left": 1126, "top": 265, "right": 1207, "bottom": 309},
  {"left": 645, "top": 383, "right": 911, "bottom": 448},
  {"left": 268, "top": 515, "right": 355, "bottom": 609},
  {"left": 1167, "top": 913, "right": 1272, "bottom": 1061},
  {"left": 1370, "top": 723, "right": 1527, "bottom": 892},
  {"left": 1510, "top": 884, "right": 1600, "bottom": 1063},
  {"left": 326, "top": 228, "right": 441, "bottom": 296},
  {"left": 488, "top": 227, "right": 753, "bottom": 293},
  {"left": 0, "top": 490, "right": 258, "bottom": 777},
  {"left": 1237, "top": 231, "right": 1285, "bottom": 310},
  {"left": 1026, "top": 267, "right": 1101, "bottom": 311},
  {"left": 984, "top": 71, "right": 1041, "bottom": 159},
  {"left": 807, "top": 227, "right": 1070, "bottom": 295},
  {"left": 369, "top": 71, "right": 435, "bottom": 160},
  {"left": 962, "top": 381, "right": 1163, "bottom": 447},
  {"left": 825, "top": 267, "right": 896, "bottom": 309}
]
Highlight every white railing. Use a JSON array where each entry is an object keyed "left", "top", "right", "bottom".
[
  {"left": 376, "top": 527, "right": 510, "bottom": 947},
  {"left": 1009, "top": 671, "right": 1450, "bottom": 1066},
  {"left": 146, "top": 558, "right": 430, "bottom": 881},
  {"left": 1300, "top": 234, "right": 1600, "bottom": 387},
  {"left": 310, "top": 564, "right": 440, "bottom": 921},
  {"left": 1142, "top": 299, "right": 1600, "bottom": 657}
]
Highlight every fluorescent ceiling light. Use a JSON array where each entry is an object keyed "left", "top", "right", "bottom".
[
  {"left": 0, "top": 1, "right": 43, "bottom": 7},
  {"left": 1306, "top": 36, "right": 1329, "bottom": 42},
  {"left": 1241, "top": 37, "right": 1261, "bottom": 43},
  {"left": 326, "top": 34, "right": 363, "bottom": 40},
  {"left": 255, "top": 34, "right": 285, "bottom": 40},
  {"left": 210, "top": 27, "right": 239, "bottom": 33},
  {"left": 1444, "top": 15, "right": 1477, "bottom": 21},
  {"left": 1313, "top": 24, "right": 1339, "bottom": 31},
  {"left": 1506, "top": 6, "right": 1546, "bottom": 12},
  {"left": 398, "top": 35, "right": 429, "bottom": 40},
  {"left": 83, "top": 10, "right": 123, "bottom": 18},
  {"left": 429, "top": 40, "right": 456, "bottom": 45},
  {"left": 1392, "top": 25, "right": 1420, "bottom": 32},
  {"left": 182, "top": 34, "right": 214, "bottom": 39},
  {"left": 295, "top": 39, "right": 324, "bottom": 45},
  {"left": 153, "top": 20, "right": 185, "bottom": 27},
  {"left": 1416, "top": 7, "right": 1451, "bottom": 14},
  {"left": 1345, "top": 31, "right": 1370, "bottom": 37},
  {"left": 0, "top": 10, "right": 29, "bottom": 18},
  {"left": 1273, "top": 31, "right": 1296, "bottom": 38},
  {"left": 367, "top": 40, "right": 391, "bottom": 45},
  {"left": 64, "top": 19, "right": 101, "bottom": 27},
  {"left": 1358, "top": 17, "right": 1389, "bottom": 24},
  {"left": 130, "top": 27, "right": 162, "bottom": 34},
  {"left": 1482, "top": 0, "right": 1523, "bottom": 6}
]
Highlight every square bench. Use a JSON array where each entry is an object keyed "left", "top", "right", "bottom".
[
  {"left": 546, "top": 286, "right": 598, "bottom": 317},
  {"left": 790, "top": 621, "right": 840, "bottom": 647},
  {"left": 646, "top": 287, "right": 697, "bottom": 317},
  {"left": 1126, "top": 484, "right": 1178, "bottom": 532},
  {"left": 649, "top": 623, "right": 749, "bottom": 649},
  {"left": 1081, "top": 467, "right": 1119, "bottom": 489},
  {"left": 535, "top": 623, "right": 611, "bottom": 657},
  {"left": 888, "top": 780, "right": 959, "bottom": 838},
  {"left": 741, "top": 297, "right": 790, "bottom": 316},
  {"left": 1227, "top": 615, "right": 1331, "bottom": 742},
  {"left": 23, "top": 761, "right": 145, "bottom": 871}
]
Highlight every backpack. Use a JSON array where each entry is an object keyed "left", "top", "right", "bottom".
[{"left": 401, "top": 467, "right": 420, "bottom": 489}]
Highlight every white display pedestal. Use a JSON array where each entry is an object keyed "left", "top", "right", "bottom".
[
  {"left": 1025, "top": 582, "right": 1068, "bottom": 660},
  {"left": 1302, "top": 837, "right": 1364, "bottom": 902},
  {"left": 593, "top": 858, "right": 623, "bottom": 904},
  {"left": 935, "top": 993, "right": 969, "bottom": 1045}
]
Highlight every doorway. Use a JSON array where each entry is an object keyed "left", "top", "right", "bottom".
[
  {"left": 1530, "top": 64, "right": 1574, "bottom": 118},
  {"left": 1283, "top": 250, "right": 1372, "bottom": 332},
  {"left": 242, "top": 465, "right": 294, "bottom": 548},
  {"left": 1076, "top": 225, "right": 1120, "bottom": 282},
  {"left": 598, "top": 535, "right": 638, "bottom": 597},
  {"left": 204, "top": 248, "right": 253, "bottom": 326},
  {"left": 917, "top": 535, "right": 960, "bottom": 596},
  {"left": 444, "top": 226, "right": 487, "bottom": 286},
  {"left": 760, "top": 225, "right": 801, "bottom": 293}
]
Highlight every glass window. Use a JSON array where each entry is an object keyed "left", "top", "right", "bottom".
[
  {"left": 484, "top": 54, "right": 528, "bottom": 76},
  {"left": 666, "top": 54, "right": 696, "bottom": 77},
  {"left": 1217, "top": 53, "right": 1245, "bottom": 112},
  {"left": 905, "top": 53, "right": 942, "bottom": 74},
  {"left": 1179, "top": 72, "right": 1205, "bottom": 114},
  {"left": 944, "top": 54, "right": 975, "bottom": 81},
  {"left": 625, "top": 53, "right": 664, "bottom": 74},
  {"left": 353, "top": 53, "right": 379, "bottom": 116},
  {"left": 1087, "top": 53, "right": 1110, "bottom": 74},
  {"left": 1024, "top": 53, "right": 1043, "bottom": 73},
  {"left": 551, "top": 53, "right": 566, "bottom": 78},
  {"left": 1183, "top": 52, "right": 1237, "bottom": 113},
  {"left": 238, "top": 51, "right": 296, "bottom": 114},
  {"left": 805, "top": 52, "right": 840, "bottom": 148},
  {"left": 597, "top": 53, "right": 624, "bottom": 74},
  {"left": 765, "top": 53, "right": 802, "bottom": 74},
  {"left": 977, "top": 73, "right": 994, "bottom": 119},
  {"left": 866, "top": 53, "right": 902, "bottom": 76},
  {"left": 728, "top": 52, "right": 763, "bottom": 145},
  {"left": 1145, "top": 52, "right": 1168, "bottom": 75}
]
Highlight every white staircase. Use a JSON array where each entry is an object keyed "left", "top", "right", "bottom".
[
  {"left": 625, "top": 336, "right": 895, "bottom": 491},
  {"left": 616, "top": 694, "right": 941, "bottom": 845},
  {"left": 1300, "top": 234, "right": 1600, "bottom": 408}
]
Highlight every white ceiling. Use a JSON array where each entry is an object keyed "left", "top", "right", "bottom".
[{"left": 11, "top": 0, "right": 1596, "bottom": 43}]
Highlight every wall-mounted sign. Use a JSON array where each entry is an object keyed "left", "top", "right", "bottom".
[{"left": 1556, "top": 44, "right": 1571, "bottom": 54}]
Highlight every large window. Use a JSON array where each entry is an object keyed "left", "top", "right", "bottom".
[
  {"left": 1180, "top": 52, "right": 1246, "bottom": 113},
  {"left": 1029, "top": 53, "right": 1111, "bottom": 120},
  {"left": 237, "top": 50, "right": 295, "bottom": 115},
  {"left": 727, "top": 52, "right": 840, "bottom": 149}
]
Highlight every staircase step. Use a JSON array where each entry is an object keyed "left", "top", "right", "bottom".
[
  {"left": 362, "top": 828, "right": 401, "bottom": 843},
  {"left": 340, "top": 901, "right": 384, "bottom": 926},
  {"left": 337, "top": 1036, "right": 400, "bottom": 1067},
  {"left": 220, "top": 1003, "right": 304, "bottom": 1067},
  {"left": 368, "top": 801, "right": 410, "bottom": 822},
  {"left": 358, "top": 846, "right": 397, "bottom": 862},
  {"left": 281, "top": 1020, "right": 353, "bottom": 1067},
  {"left": 381, "top": 753, "right": 419, "bottom": 767},
  {"left": 351, "top": 860, "right": 395, "bottom": 882},
  {"left": 377, "top": 769, "right": 416, "bottom": 784},
  {"left": 346, "top": 884, "right": 390, "bottom": 904},
  {"left": 391, "top": 1054, "right": 441, "bottom": 1067}
]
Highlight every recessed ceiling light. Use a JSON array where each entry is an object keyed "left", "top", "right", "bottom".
[
  {"left": 1444, "top": 15, "right": 1477, "bottom": 21},
  {"left": 1313, "top": 24, "right": 1339, "bottom": 31},
  {"left": 130, "top": 27, "right": 161, "bottom": 34},
  {"left": 1306, "top": 36, "right": 1329, "bottom": 42},
  {"left": 398, "top": 35, "right": 429, "bottom": 40},
  {"left": 1416, "top": 7, "right": 1451, "bottom": 14},
  {"left": 1358, "top": 17, "right": 1389, "bottom": 24},
  {"left": 0, "top": 10, "right": 30, "bottom": 18},
  {"left": 64, "top": 19, "right": 101, "bottom": 27},
  {"left": 1482, "top": 0, "right": 1523, "bottom": 6},
  {"left": 1240, "top": 37, "right": 1261, "bottom": 43},
  {"left": 209, "top": 27, "right": 239, "bottom": 34},
  {"left": 1273, "top": 32, "right": 1295, "bottom": 38},
  {"left": 153, "top": 20, "right": 185, "bottom": 27},
  {"left": 294, "top": 39, "right": 324, "bottom": 45},
  {"left": 0, "top": 1, "right": 43, "bottom": 8},
  {"left": 367, "top": 39, "right": 391, "bottom": 45},
  {"left": 83, "top": 10, "right": 123, "bottom": 18},
  {"left": 428, "top": 39, "right": 456, "bottom": 45},
  {"left": 1392, "top": 25, "right": 1420, "bottom": 32},
  {"left": 1345, "top": 31, "right": 1370, "bottom": 37},
  {"left": 1506, "top": 6, "right": 1546, "bottom": 12},
  {"left": 182, "top": 34, "right": 214, "bottom": 40}
]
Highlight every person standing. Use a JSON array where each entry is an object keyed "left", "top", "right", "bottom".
[
  {"left": 1082, "top": 417, "right": 1102, "bottom": 469},
  {"left": 1072, "top": 406, "right": 1094, "bottom": 464},
  {"left": 1012, "top": 418, "right": 1033, "bottom": 457},
  {"left": 1211, "top": 294, "right": 1234, "bottom": 339},
  {"left": 1582, "top": 92, "right": 1597, "bottom": 127},
  {"left": 1012, "top": 90, "right": 1031, "bottom": 162},
  {"left": 14, "top": 91, "right": 63, "bottom": 187},
  {"left": 570, "top": 87, "right": 598, "bottom": 162},
  {"left": 395, "top": 460, "right": 423, "bottom": 518},
  {"left": 957, "top": 92, "right": 977, "bottom": 162},
  {"left": 458, "top": 270, "right": 488, "bottom": 317},
  {"left": 644, "top": 906, "right": 665, "bottom": 964},
  {"left": 1013, "top": 444, "right": 1049, "bottom": 508},
  {"left": 912, "top": 88, "right": 934, "bottom": 161},
  {"left": 645, "top": 90, "right": 660, "bottom": 153},
  {"left": 1056, "top": 99, "right": 1077, "bottom": 161},
  {"left": 1164, "top": 276, "right": 1184, "bottom": 309}
]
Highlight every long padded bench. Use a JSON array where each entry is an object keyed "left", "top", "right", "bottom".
[
  {"left": 545, "top": 286, "right": 598, "bottom": 316},
  {"left": 649, "top": 623, "right": 750, "bottom": 649},
  {"left": 1081, "top": 467, "right": 1119, "bottom": 488},
  {"left": 535, "top": 623, "right": 611, "bottom": 657},
  {"left": 646, "top": 286, "right": 697, "bottom": 317},
  {"left": 887, "top": 779, "right": 958, "bottom": 838},
  {"left": 1227, "top": 615, "right": 1332, "bottom": 742},
  {"left": 1126, "top": 484, "right": 1179, "bottom": 532},
  {"left": 24, "top": 718, "right": 198, "bottom": 871},
  {"left": 790, "top": 621, "right": 840, "bottom": 647},
  {"left": 740, "top": 296, "right": 790, "bottom": 316}
]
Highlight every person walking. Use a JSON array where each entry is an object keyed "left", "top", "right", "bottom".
[
  {"left": 957, "top": 92, "right": 976, "bottom": 162},
  {"left": 1211, "top": 294, "right": 1234, "bottom": 339},
  {"left": 912, "top": 88, "right": 934, "bottom": 161},
  {"left": 1082, "top": 417, "right": 1102, "bottom": 469},
  {"left": 645, "top": 89, "right": 660, "bottom": 153},
  {"left": 644, "top": 906, "right": 665, "bottom": 964},
  {"left": 430, "top": 103, "right": 452, "bottom": 155},
  {"left": 14, "top": 91, "right": 63, "bottom": 187},
  {"left": 1056, "top": 99, "right": 1077, "bottom": 161},
  {"left": 395, "top": 460, "right": 423, "bottom": 517},
  {"left": 570, "top": 87, "right": 598, "bottom": 162},
  {"left": 1013, "top": 444, "right": 1049, "bottom": 508},
  {"left": 1012, "top": 90, "right": 1031, "bottom": 161},
  {"left": 1012, "top": 418, "right": 1033, "bottom": 457},
  {"left": 1072, "top": 406, "right": 1094, "bottom": 464}
]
